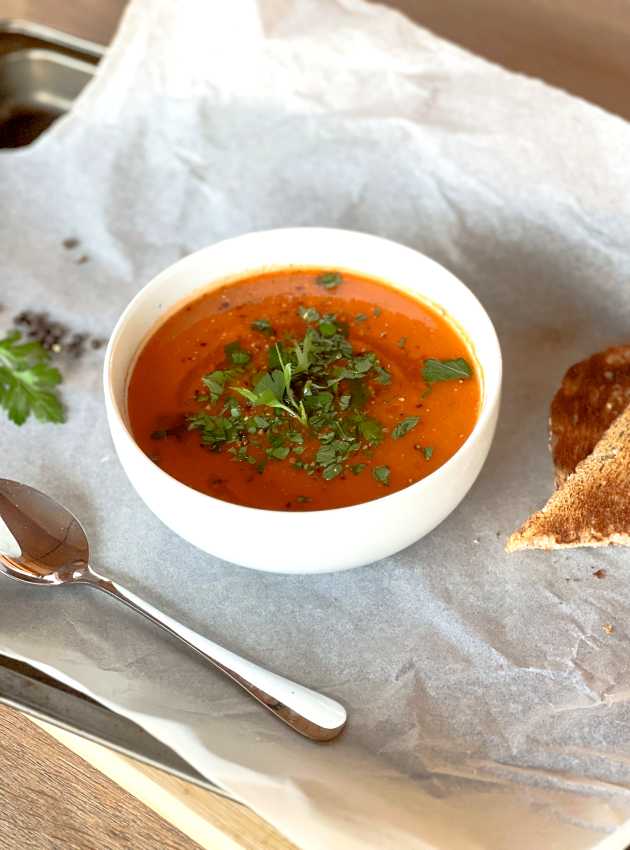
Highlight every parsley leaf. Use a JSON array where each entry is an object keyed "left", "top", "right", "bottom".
[
  {"left": 318, "top": 320, "right": 337, "bottom": 338},
  {"left": 392, "top": 416, "right": 420, "bottom": 440},
  {"left": 423, "top": 446, "right": 434, "bottom": 461},
  {"left": 225, "top": 341, "right": 251, "bottom": 366},
  {"left": 338, "top": 394, "right": 351, "bottom": 411},
  {"left": 373, "top": 465, "right": 390, "bottom": 486},
  {"left": 251, "top": 319, "right": 273, "bottom": 335},
  {"left": 202, "top": 369, "right": 239, "bottom": 403},
  {"left": 422, "top": 357, "right": 472, "bottom": 385},
  {"left": 267, "top": 445, "right": 290, "bottom": 460},
  {"left": 375, "top": 366, "right": 391, "bottom": 385},
  {"left": 355, "top": 313, "right": 367, "bottom": 322},
  {"left": 187, "top": 413, "right": 237, "bottom": 448},
  {"left": 298, "top": 305, "right": 320, "bottom": 323},
  {"left": 233, "top": 348, "right": 308, "bottom": 426},
  {"left": 348, "top": 379, "right": 369, "bottom": 410},
  {"left": 292, "top": 330, "right": 315, "bottom": 373},
  {"left": 267, "top": 342, "right": 288, "bottom": 369},
  {"left": 357, "top": 415, "right": 383, "bottom": 445},
  {"left": 316, "top": 272, "right": 343, "bottom": 290},
  {"left": 0, "top": 331, "right": 65, "bottom": 425},
  {"left": 315, "top": 442, "right": 337, "bottom": 466},
  {"left": 373, "top": 306, "right": 382, "bottom": 317}
]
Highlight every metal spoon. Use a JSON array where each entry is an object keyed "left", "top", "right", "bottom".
[{"left": 0, "top": 478, "right": 346, "bottom": 742}]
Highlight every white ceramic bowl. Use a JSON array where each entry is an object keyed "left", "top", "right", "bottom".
[{"left": 104, "top": 228, "right": 501, "bottom": 574}]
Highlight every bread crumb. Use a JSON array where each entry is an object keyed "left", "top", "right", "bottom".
[
  {"left": 602, "top": 623, "right": 615, "bottom": 635},
  {"left": 593, "top": 568, "right": 607, "bottom": 579}
]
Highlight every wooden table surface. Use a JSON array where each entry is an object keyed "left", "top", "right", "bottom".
[
  {"left": 0, "top": 704, "right": 198, "bottom": 850},
  {"left": 1, "top": 1, "right": 630, "bottom": 849}
]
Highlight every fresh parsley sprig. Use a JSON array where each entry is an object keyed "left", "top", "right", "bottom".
[
  {"left": 0, "top": 331, "right": 65, "bottom": 425},
  {"left": 234, "top": 359, "right": 309, "bottom": 426}
]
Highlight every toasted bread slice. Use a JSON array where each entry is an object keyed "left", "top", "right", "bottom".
[
  {"left": 550, "top": 345, "right": 630, "bottom": 486},
  {"left": 507, "top": 401, "right": 630, "bottom": 551}
]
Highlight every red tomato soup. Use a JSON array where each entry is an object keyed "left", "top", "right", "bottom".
[{"left": 127, "top": 270, "right": 481, "bottom": 511}]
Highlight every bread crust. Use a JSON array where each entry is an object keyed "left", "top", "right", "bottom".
[
  {"left": 550, "top": 345, "right": 630, "bottom": 486},
  {"left": 508, "top": 398, "right": 630, "bottom": 552}
]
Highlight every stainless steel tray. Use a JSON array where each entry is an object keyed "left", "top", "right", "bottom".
[
  {"left": 0, "top": 18, "right": 231, "bottom": 799},
  {"left": 0, "top": 19, "right": 101, "bottom": 147}
]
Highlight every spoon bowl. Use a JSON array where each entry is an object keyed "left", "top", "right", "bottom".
[
  {"left": 0, "top": 478, "right": 347, "bottom": 741},
  {"left": 0, "top": 478, "right": 90, "bottom": 585}
]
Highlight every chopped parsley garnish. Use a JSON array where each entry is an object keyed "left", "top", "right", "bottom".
[
  {"left": 422, "top": 357, "right": 471, "bottom": 385},
  {"left": 201, "top": 369, "right": 240, "bottom": 403},
  {"left": 316, "top": 272, "right": 343, "bottom": 290},
  {"left": 187, "top": 312, "right": 396, "bottom": 480},
  {"left": 392, "top": 416, "right": 420, "bottom": 440},
  {"left": 184, "top": 306, "right": 463, "bottom": 487},
  {"left": 235, "top": 371, "right": 308, "bottom": 426},
  {"left": 398, "top": 336, "right": 407, "bottom": 349},
  {"left": 357, "top": 416, "right": 383, "bottom": 444},
  {"left": 251, "top": 319, "right": 273, "bottom": 335},
  {"left": 298, "top": 305, "right": 320, "bottom": 323},
  {"left": 187, "top": 412, "right": 239, "bottom": 448},
  {"left": 373, "top": 465, "right": 390, "bottom": 486},
  {"left": 0, "top": 331, "right": 65, "bottom": 425},
  {"left": 373, "top": 306, "right": 382, "bottom": 317},
  {"left": 375, "top": 366, "right": 391, "bottom": 385},
  {"left": 267, "top": 445, "right": 290, "bottom": 460},
  {"left": 318, "top": 320, "right": 337, "bottom": 337},
  {"left": 225, "top": 341, "right": 251, "bottom": 366}
]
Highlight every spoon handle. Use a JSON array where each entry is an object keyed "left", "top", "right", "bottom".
[{"left": 85, "top": 570, "right": 346, "bottom": 742}]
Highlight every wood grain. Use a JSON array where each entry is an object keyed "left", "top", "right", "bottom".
[
  {"left": 32, "top": 716, "right": 297, "bottom": 850},
  {"left": 0, "top": 0, "right": 128, "bottom": 44},
  {"left": 0, "top": 703, "right": 200, "bottom": 850}
]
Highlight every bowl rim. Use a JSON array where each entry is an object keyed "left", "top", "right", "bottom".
[{"left": 103, "top": 226, "right": 502, "bottom": 520}]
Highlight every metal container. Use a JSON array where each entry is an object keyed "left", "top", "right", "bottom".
[{"left": 0, "top": 19, "right": 101, "bottom": 147}]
